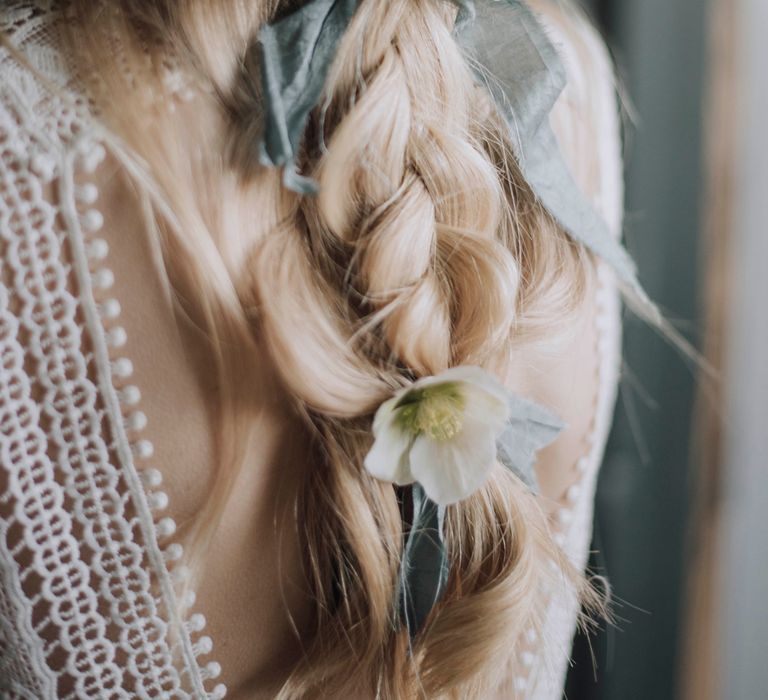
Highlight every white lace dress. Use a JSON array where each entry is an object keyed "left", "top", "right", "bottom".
[{"left": 0, "top": 3, "right": 623, "bottom": 699}]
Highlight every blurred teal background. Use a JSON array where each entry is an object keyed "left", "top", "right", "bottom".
[{"left": 565, "top": 1, "right": 707, "bottom": 699}]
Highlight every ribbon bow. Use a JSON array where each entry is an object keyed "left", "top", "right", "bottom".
[{"left": 257, "top": 0, "right": 652, "bottom": 306}]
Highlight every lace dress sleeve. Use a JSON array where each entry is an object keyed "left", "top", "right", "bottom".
[{"left": 495, "top": 3, "right": 624, "bottom": 698}]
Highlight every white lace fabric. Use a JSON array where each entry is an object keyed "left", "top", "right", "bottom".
[
  {"left": 0, "top": 3, "right": 622, "bottom": 700},
  {"left": 0, "top": 4, "right": 224, "bottom": 698}
]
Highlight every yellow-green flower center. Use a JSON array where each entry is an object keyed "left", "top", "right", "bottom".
[{"left": 395, "top": 382, "right": 466, "bottom": 442}]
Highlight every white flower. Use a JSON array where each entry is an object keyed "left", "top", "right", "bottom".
[{"left": 364, "top": 366, "right": 512, "bottom": 506}]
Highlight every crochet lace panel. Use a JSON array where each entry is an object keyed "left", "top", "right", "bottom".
[{"left": 0, "top": 5, "right": 224, "bottom": 698}]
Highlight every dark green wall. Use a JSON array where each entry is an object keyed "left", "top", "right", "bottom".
[{"left": 566, "top": 1, "right": 707, "bottom": 699}]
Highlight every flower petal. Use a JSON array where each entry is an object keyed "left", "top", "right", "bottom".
[
  {"left": 364, "top": 408, "right": 414, "bottom": 485},
  {"left": 372, "top": 395, "right": 400, "bottom": 435},
  {"left": 460, "top": 382, "right": 511, "bottom": 435},
  {"left": 412, "top": 365, "right": 512, "bottom": 408},
  {"left": 409, "top": 420, "right": 498, "bottom": 505}
]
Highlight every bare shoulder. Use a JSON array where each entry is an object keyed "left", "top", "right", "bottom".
[{"left": 509, "top": 2, "right": 624, "bottom": 511}]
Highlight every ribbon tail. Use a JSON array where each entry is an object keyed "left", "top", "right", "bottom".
[
  {"left": 454, "top": 0, "right": 655, "bottom": 317},
  {"left": 399, "top": 483, "right": 449, "bottom": 642}
]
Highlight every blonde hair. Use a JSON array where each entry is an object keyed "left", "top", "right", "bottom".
[{"left": 62, "top": 0, "right": 604, "bottom": 696}]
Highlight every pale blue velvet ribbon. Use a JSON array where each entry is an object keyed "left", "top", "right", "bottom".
[{"left": 256, "top": 0, "right": 628, "bottom": 639}]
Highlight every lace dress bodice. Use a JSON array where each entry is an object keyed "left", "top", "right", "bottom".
[{"left": 0, "top": 3, "right": 623, "bottom": 699}]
